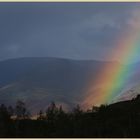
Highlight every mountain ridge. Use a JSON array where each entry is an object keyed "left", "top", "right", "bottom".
[{"left": 0, "top": 57, "right": 140, "bottom": 113}]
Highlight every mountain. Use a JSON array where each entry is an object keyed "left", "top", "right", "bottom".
[
  {"left": 0, "top": 57, "right": 140, "bottom": 114},
  {"left": 112, "top": 62, "right": 140, "bottom": 103},
  {"left": 0, "top": 57, "right": 109, "bottom": 113},
  {"left": 115, "top": 83, "right": 140, "bottom": 102}
]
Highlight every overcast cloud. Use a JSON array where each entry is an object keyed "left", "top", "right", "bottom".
[{"left": 0, "top": 2, "right": 140, "bottom": 62}]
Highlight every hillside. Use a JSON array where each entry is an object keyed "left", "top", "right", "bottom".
[
  {"left": 0, "top": 57, "right": 106, "bottom": 113},
  {"left": 0, "top": 57, "right": 140, "bottom": 113},
  {"left": 1, "top": 94, "right": 140, "bottom": 137}
]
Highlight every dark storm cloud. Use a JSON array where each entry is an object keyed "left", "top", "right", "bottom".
[{"left": 0, "top": 2, "right": 139, "bottom": 61}]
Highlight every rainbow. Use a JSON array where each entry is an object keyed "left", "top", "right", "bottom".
[{"left": 84, "top": 20, "right": 140, "bottom": 108}]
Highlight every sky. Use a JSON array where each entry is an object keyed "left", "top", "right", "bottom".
[{"left": 0, "top": 2, "right": 140, "bottom": 62}]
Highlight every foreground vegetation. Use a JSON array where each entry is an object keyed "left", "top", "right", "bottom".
[{"left": 1, "top": 95, "right": 140, "bottom": 138}]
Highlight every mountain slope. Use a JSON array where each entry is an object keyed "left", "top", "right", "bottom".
[
  {"left": 0, "top": 57, "right": 109, "bottom": 113},
  {"left": 0, "top": 57, "right": 140, "bottom": 114}
]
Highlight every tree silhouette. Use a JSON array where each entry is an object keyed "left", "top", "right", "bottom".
[
  {"left": 73, "top": 104, "right": 83, "bottom": 116},
  {"left": 37, "top": 110, "right": 45, "bottom": 120},
  {"left": 15, "top": 100, "right": 29, "bottom": 120},
  {"left": 92, "top": 105, "right": 99, "bottom": 113},
  {"left": 0, "top": 97, "right": 140, "bottom": 137},
  {"left": 46, "top": 102, "right": 58, "bottom": 122},
  {"left": 0, "top": 104, "right": 10, "bottom": 121},
  {"left": 7, "top": 106, "right": 14, "bottom": 117},
  {"left": 0, "top": 104, "right": 12, "bottom": 137}
]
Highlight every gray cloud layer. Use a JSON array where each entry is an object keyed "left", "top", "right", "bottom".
[{"left": 0, "top": 2, "right": 140, "bottom": 61}]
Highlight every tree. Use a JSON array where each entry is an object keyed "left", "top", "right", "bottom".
[
  {"left": 73, "top": 104, "right": 83, "bottom": 115},
  {"left": 0, "top": 104, "right": 11, "bottom": 137},
  {"left": 98, "top": 104, "right": 107, "bottom": 112},
  {"left": 15, "top": 100, "right": 29, "bottom": 120},
  {"left": 46, "top": 103, "right": 67, "bottom": 121},
  {"left": 56, "top": 105, "right": 66, "bottom": 120},
  {"left": 0, "top": 104, "right": 10, "bottom": 120},
  {"left": 46, "top": 102, "right": 58, "bottom": 122},
  {"left": 92, "top": 105, "right": 99, "bottom": 113},
  {"left": 37, "top": 110, "right": 45, "bottom": 120},
  {"left": 7, "top": 106, "right": 14, "bottom": 117},
  {"left": 58, "top": 105, "right": 65, "bottom": 115}
]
